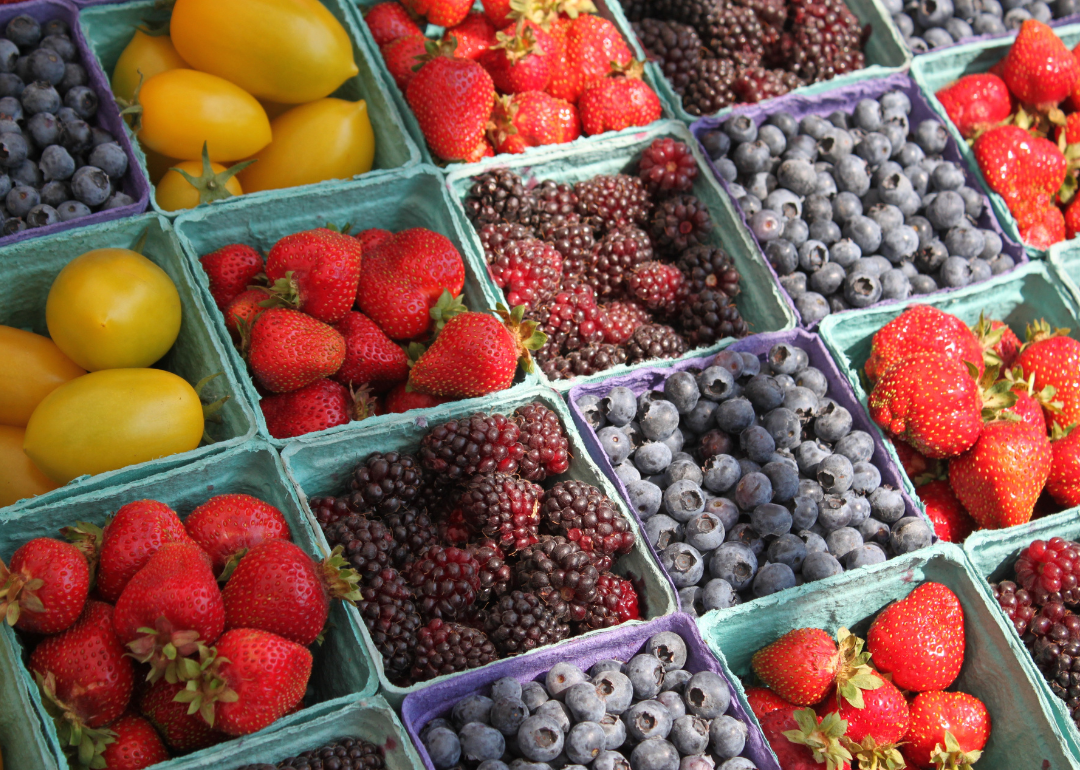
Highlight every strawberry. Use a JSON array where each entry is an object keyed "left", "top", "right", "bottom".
[
  {"left": 750, "top": 627, "right": 840, "bottom": 705},
  {"left": 1017, "top": 320, "right": 1080, "bottom": 429},
  {"left": 260, "top": 378, "right": 362, "bottom": 439},
  {"left": 935, "top": 72, "right": 1012, "bottom": 139},
  {"left": 544, "top": 17, "right": 575, "bottom": 101},
  {"left": 822, "top": 670, "right": 908, "bottom": 747},
  {"left": 98, "top": 499, "right": 191, "bottom": 603},
  {"left": 903, "top": 691, "right": 990, "bottom": 770},
  {"left": 443, "top": 12, "right": 497, "bottom": 60},
  {"left": 744, "top": 687, "right": 797, "bottom": 720},
  {"left": 382, "top": 35, "right": 430, "bottom": 91},
  {"left": 1066, "top": 193, "right": 1080, "bottom": 239},
  {"left": 223, "top": 288, "right": 268, "bottom": 341},
  {"left": 973, "top": 125, "right": 1066, "bottom": 210},
  {"left": 365, "top": 2, "right": 423, "bottom": 47},
  {"left": 1047, "top": 424, "right": 1080, "bottom": 506},
  {"left": 464, "top": 137, "right": 496, "bottom": 161},
  {"left": 867, "top": 582, "right": 965, "bottom": 692},
  {"left": 264, "top": 228, "right": 363, "bottom": 325},
  {"left": 99, "top": 713, "right": 170, "bottom": 770},
  {"left": 408, "top": 305, "right": 545, "bottom": 398},
  {"left": 482, "top": 21, "right": 554, "bottom": 93},
  {"left": 407, "top": 44, "right": 496, "bottom": 161},
  {"left": 481, "top": 0, "right": 513, "bottom": 27},
  {"left": 332, "top": 311, "right": 409, "bottom": 391},
  {"left": 222, "top": 540, "right": 360, "bottom": 646},
  {"left": 888, "top": 438, "right": 936, "bottom": 483},
  {"left": 1017, "top": 201, "right": 1067, "bottom": 248},
  {"left": 0, "top": 538, "right": 88, "bottom": 634},
  {"left": 864, "top": 304, "right": 985, "bottom": 383},
  {"left": 418, "top": 0, "right": 473, "bottom": 27},
  {"left": 182, "top": 493, "right": 291, "bottom": 578},
  {"left": 247, "top": 308, "right": 346, "bottom": 393},
  {"left": 971, "top": 313, "right": 1022, "bottom": 369},
  {"left": 557, "top": 14, "right": 632, "bottom": 103},
  {"left": 1001, "top": 366, "right": 1059, "bottom": 432},
  {"left": 199, "top": 244, "right": 264, "bottom": 310},
  {"left": 488, "top": 91, "right": 580, "bottom": 154},
  {"left": 356, "top": 228, "right": 393, "bottom": 252},
  {"left": 578, "top": 68, "right": 662, "bottom": 136},
  {"left": 1001, "top": 20, "right": 1080, "bottom": 111},
  {"left": 760, "top": 708, "right": 852, "bottom": 770},
  {"left": 383, "top": 381, "right": 451, "bottom": 412},
  {"left": 918, "top": 480, "right": 977, "bottom": 543},
  {"left": 139, "top": 679, "right": 227, "bottom": 752}
]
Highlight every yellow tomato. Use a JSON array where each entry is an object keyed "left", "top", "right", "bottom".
[
  {"left": 170, "top": 0, "right": 359, "bottom": 104},
  {"left": 142, "top": 145, "right": 180, "bottom": 184},
  {"left": 138, "top": 69, "right": 271, "bottom": 161},
  {"left": 46, "top": 248, "right": 182, "bottom": 371},
  {"left": 112, "top": 30, "right": 188, "bottom": 104},
  {"left": 156, "top": 160, "right": 244, "bottom": 211},
  {"left": 24, "top": 369, "right": 205, "bottom": 484},
  {"left": 239, "top": 98, "right": 375, "bottom": 193},
  {"left": 0, "top": 425, "right": 60, "bottom": 507},
  {"left": 0, "top": 326, "right": 85, "bottom": 427}
]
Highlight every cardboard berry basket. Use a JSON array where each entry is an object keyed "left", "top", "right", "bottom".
[
  {"left": 278, "top": 383, "right": 679, "bottom": 708},
  {"left": 1049, "top": 237, "right": 1080, "bottom": 307},
  {"left": 0, "top": 212, "right": 256, "bottom": 517},
  {"left": 77, "top": 0, "right": 421, "bottom": 218},
  {"left": 0, "top": 440, "right": 380, "bottom": 770},
  {"left": 0, "top": 612, "right": 56, "bottom": 770},
  {"left": 696, "top": 542, "right": 1080, "bottom": 769},
  {"left": 689, "top": 72, "right": 1027, "bottom": 329},
  {"left": 401, "top": 612, "right": 781, "bottom": 770},
  {"left": 443, "top": 119, "right": 798, "bottom": 393},
  {"left": 171, "top": 163, "right": 530, "bottom": 450},
  {"left": 565, "top": 327, "right": 926, "bottom": 607}
]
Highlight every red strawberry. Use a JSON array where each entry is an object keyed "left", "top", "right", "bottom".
[
  {"left": 867, "top": 582, "right": 965, "bottom": 692},
  {"left": 557, "top": 15, "right": 632, "bottom": 103},
  {"left": 864, "top": 304, "right": 985, "bottom": 383},
  {"left": 264, "top": 228, "right": 363, "bottom": 325},
  {"left": 365, "top": 2, "right": 423, "bottom": 46},
  {"left": 183, "top": 493, "right": 291, "bottom": 578},
  {"left": 578, "top": 69, "right": 662, "bottom": 136},
  {"left": 247, "top": 308, "right": 346, "bottom": 393},
  {"left": 98, "top": 499, "right": 191, "bottom": 603},
  {"left": 935, "top": 72, "right": 1012, "bottom": 138},
  {"left": 1001, "top": 366, "right": 1059, "bottom": 432},
  {"left": 918, "top": 480, "right": 977, "bottom": 543},
  {"left": 223, "top": 288, "right": 268, "bottom": 341},
  {"left": 443, "top": 12, "right": 497, "bottom": 60},
  {"left": 482, "top": 21, "right": 553, "bottom": 93},
  {"left": 99, "top": 713, "right": 170, "bottom": 770},
  {"left": 139, "top": 679, "right": 227, "bottom": 753},
  {"left": 973, "top": 125, "right": 1066, "bottom": 210},
  {"left": 971, "top": 314, "right": 1021, "bottom": 369},
  {"left": 407, "top": 46, "right": 496, "bottom": 161},
  {"left": 1001, "top": 20, "right": 1080, "bottom": 111},
  {"left": 1017, "top": 320, "right": 1080, "bottom": 429},
  {"left": 332, "top": 311, "right": 409, "bottom": 391},
  {"left": 751, "top": 628, "right": 840, "bottom": 705},
  {"left": 822, "top": 670, "right": 909, "bottom": 769},
  {"left": 260, "top": 378, "right": 370, "bottom": 439},
  {"left": 407, "top": 306, "right": 545, "bottom": 398},
  {"left": 903, "top": 691, "right": 990, "bottom": 770},
  {"left": 1066, "top": 194, "right": 1080, "bottom": 239},
  {"left": 383, "top": 35, "right": 430, "bottom": 91},
  {"left": 411, "top": 0, "right": 472, "bottom": 27},
  {"left": 199, "top": 244, "right": 264, "bottom": 310},
  {"left": 544, "top": 17, "right": 575, "bottom": 101},
  {"left": 0, "top": 538, "right": 88, "bottom": 634},
  {"left": 760, "top": 708, "right": 852, "bottom": 770},
  {"left": 888, "top": 438, "right": 935, "bottom": 482},
  {"left": 1047, "top": 424, "right": 1080, "bottom": 506},
  {"left": 481, "top": 0, "right": 512, "bottom": 27},
  {"left": 356, "top": 228, "right": 393, "bottom": 252},
  {"left": 1017, "top": 200, "right": 1067, "bottom": 248},
  {"left": 488, "top": 91, "right": 580, "bottom": 154},
  {"left": 383, "top": 381, "right": 451, "bottom": 412},
  {"left": 464, "top": 137, "right": 496, "bottom": 161},
  {"left": 744, "top": 687, "right": 797, "bottom": 720}
]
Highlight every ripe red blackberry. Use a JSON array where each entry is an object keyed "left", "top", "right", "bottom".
[
  {"left": 487, "top": 237, "right": 563, "bottom": 309},
  {"left": 410, "top": 619, "right": 497, "bottom": 682},
  {"left": 546, "top": 220, "right": 597, "bottom": 277},
  {"left": 733, "top": 65, "right": 804, "bottom": 103},
  {"left": 783, "top": 0, "right": 865, "bottom": 83},
  {"left": 1016, "top": 538, "right": 1080, "bottom": 607},
  {"left": 530, "top": 281, "right": 606, "bottom": 359},
  {"left": 356, "top": 567, "right": 422, "bottom": 681},
  {"left": 404, "top": 545, "right": 482, "bottom": 622},
  {"left": 682, "top": 58, "right": 737, "bottom": 116},
  {"left": 459, "top": 472, "right": 543, "bottom": 552},
  {"left": 237, "top": 737, "right": 385, "bottom": 770},
  {"left": 992, "top": 580, "right": 1037, "bottom": 636},
  {"left": 324, "top": 514, "right": 397, "bottom": 579},
  {"left": 580, "top": 573, "right": 641, "bottom": 630},
  {"left": 348, "top": 451, "right": 426, "bottom": 518},
  {"left": 676, "top": 244, "right": 741, "bottom": 297},
  {"left": 514, "top": 402, "right": 571, "bottom": 481},
  {"left": 650, "top": 194, "right": 713, "bottom": 255},
  {"left": 310, "top": 495, "right": 353, "bottom": 529},
  {"left": 483, "top": 590, "right": 570, "bottom": 655},
  {"left": 465, "top": 169, "right": 536, "bottom": 226},
  {"left": 514, "top": 536, "right": 601, "bottom": 621},
  {"left": 585, "top": 226, "right": 654, "bottom": 301},
  {"left": 626, "top": 323, "right": 689, "bottom": 363},
  {"left": 479, "top": 222, "right": 536, "bottom": 259},
  {"left": 638, "top": 138, "right": 699, "bottom": 195},
  {"left": 627, "top": 261, "right": 688, "bottom": 314},
  {"left": 438, "top": 504, "right": 470, "bottom": 547},
  {"left": 678, "top": 289, "right": 748, "bottom": 346},
  {"left": 540, "top": 480, "right": 636, "bottom": 559},
  {"left": 632, "top": 19, "right": 703, "bottom": 94},
  {"left": 600, "top": 301, "right": 652, "bottom": 344},
  {"left": 469, "top": 539, "right": 512, "bottom": 603},
  {"left": 419, "top": 412, "right": 526, "bottom": 480},
  {"left": 384, "top": 507, "right": 439, "bottom": 567},
  {"left": 574, "top": 174, "right": 653, "bottom": 233},
  {"left": 541, "top": 344, "right": 630, "bottom": 380},
  {"left": 532, "top": 180, "right": 579, "bottom": 229}
]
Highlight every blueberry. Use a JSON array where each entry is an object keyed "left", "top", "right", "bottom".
[
  {"left": 642, "top": 400, "right": 681, "bottom": 441},
  {"left": 661, "top": 542, "right": 705, "bottom": 587},
  {"left": 700, "top": 455, "right": 739, "bottom": 494},
  {"left": 843, "top": 272, "right": 883, "bottom": 309},
  {"left": 844, "top": 542, "right": 888, "bottom": 569},
  {"left": 1004, "top": 6, "right": 1032, "bottom": 26},
  {"left": 767, "top": 111, "right": 799, "bottom": 139},
  {"left": 825, "top": 526, "right": 864, "bottom": 560},
  {"left": 748, "top": 209, "right": 784, "bottom": 242},
  {"left": 808, "top": 263, "right": 845, "bottom": 296},
  {"left": 753, "top": 561, "right": 796, "bottom": 596},
  {"left": 709, "top": 542, "right": 758, "bottom": 591},
  {"left": 707, "top": 715, "right": 747, "bottom": 760},
  {"left": 491, "top": 677, "right": 523, "bottom": 702},
  {"left": 453, "top": 694, "right": 494, "bottom": 726},
  {"left": 0, "top": 39, "right": 16, "bottom": 73},
  {"left": 594, "top": 750, "right": 631, "bottom": 770},
  {"left": 761, "top": 461, "right": 799, "bottom": 503},
  {"left": 702, "top": 130, "right": 730, "bottom": 160},
  {"left": 797, "top": 239, "right": 829, "bottom": 272},
  {"left": 645, "top": 515, "right": 681, "bottom": 549},
  {"left": 777, "top": 158, "right": 818, "bottom": 196},
  {"left": 988, "top": 255, "right": 1014, "bottom": 276},
  {"left": 723, "top": 115, "right": 757, "bottom": 144},
  {"left": 535, "top": 700, "right": 571, "bottom": 733},
  {"left": 489, "top": 699, "right": 528, "bottom": 739},
  {"left": 697, "top": 366, "right": 735, "bottom": 401},
  {"left": 630, "top": 738, "right": 679, "bottom": 770},
  {"left": 765, "top": 188, "right": 801, "bottom": 219},
  {"left": 727, "top": 522, "right": 764, "bottom": 556},
  {"left": 5, "top": 184, "right": 37, "bottom": 218},
  {"left": 737, "top": 458, "right": 761, "bottom": 478},
  {"left": 461, "top": 723, "right": 507, "bottom": 763},
  {"left": 88, "top": 143, "right": 128, "bottom": 180},
  {"left": 850, "top": 461, "right": 882, "bottom": 495},
  {"left": 794, "top": 440, "right": 830, "bottom": 476},
  {"left": 600, "top": 713, "right": 628, "bottom": 750},
  {"left": 564, "top": 721, "right": 606, "bottom": 765},
  {"left": 792, "top": 495, "right": 819, "bottom": 530},
  {"left": 603, "top": 387, "right": 637, "bottom": 426},
  {"left": 21, "top": 81, "right": 60, "bottom": 115},
  {"left": 756, "top": 123, "right": 787, "bottom": 156},
  {"left": 802, "top": 550, "right": 845, "bottom": 581},
  {"left": 890, "top": 516, "right": 933, "bottom": 553},
  {"left": 740, "top": 425, "right": 776, "bottom": 463},
  {"left": 834, "top": 154, "right": 871, "bottom": 196},
  {"left": 880, "top": 225, "right": 919, "bottom": 263},
  {"left": 518, "top": 716, "right": 565, "bottom": 762},
  {"left": 699, "top": 429, "right": 734, "bottom": 459},
  {"left": 751, "top": 502, "right": 792, "bottom": 537},
  {"left": 667, "top": 715, "right": 710, "bottom": 756},
  {"left": 783, "top": 386, "right": 818, "bottom": 421},
  {"left": 796, "top": 292, "right": 831, "bottom": 325},
  {"left": 701, "top": 577, "right": 738, "bottom": 611},
  {"left": 843, "top": 492, "right": 872, "bottom": 527},
  {"left": 425, "top": 726, "right": 462, "bottom": 769},
  {"left": 801, "top": 530, "right": 829, "bottom": 554},
  {"left": 71, "top": 165, "right": 111, "bottom": 207},
  {"left": 715, "top": 397, "right": 755, "bottom": 434},
  {"left": 39, "top": 180, "right": 67, "bottom": 208},
  {"left": 684, "top": 511, "right": 726, "bottom": 552},
  {"left": 869, "top": 486, "right": 906, "bottom": 523},
  {"left": 626, "top": 654, "right": 665, "bottom": 700},
  {"left": 738, "top": 194, "right": 761, "bottom": 217},
  {"left": 844, "top": 215, "right": 882, "bottom": 253},
  {"left": 718, "top": 758, "right": 757, "bottom": 770},
  {"left": 26, "top": 204, "right": 58, "bottom": 228},
  {"left": 664, "top": 374, "right": 700, "bottom": 418},
  {"left": 479, "top": 761, "right": 511, "bottom": 770},
  {"left": 636, "top": 442, "right": 673, "bottom": 475},
  {"left": 734, "top": 472, "right": 772, "bottom": 510},
  {"left": 815, "top": 403, "right": 853, "bottom": 444},
  {"left": 880, "top": 268, "right": 912, "bottom": 301},
  {"left": 818, "top": 129, "right": 854, "bottom": 165},
  {"left": 0, "top": 132, "right": 26, "bottom": 172},
  {"left": 599, "top": 426, "right": 633, "bottom": 465},
  {"left": 27, "top": 47, "right": 64, "bottom": 85},
  {"left": 973, "top": 11, "right": 1006, "bottom": 31},
  {"left": 656, "top": 690, "right": 686, "bottom": 720},
  {"left": 809, "top": 219, "right": 842, "bottom": 245},
  {"left": 6, "top": 15, "right": 40, "bottom": 47},
  {"left": 766, "top": 532, "right": 807, "bottom": 571},
  {"left": 102, "top": 192, "right": 135, "bottom": 211},
  {"left": 664, "top": 480, "right": 706, "bottom": 522},
  {"left": 679, "top": 586, "right": 703, "bottom": 616},
  {"left": 547, "top": 663, "right": 587, "bottom": 700},
  {"left": 565, "top": 682, "right": 606, "bottom": 723}
]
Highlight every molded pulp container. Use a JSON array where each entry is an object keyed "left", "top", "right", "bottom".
[
  {"left": 697, "top": 542, "right": 1080, "bottom": 769},
  {"left": 279, "top": 384, "right": 679, "bottom": 708},
  {"left": 443, "top": 120, "right": 798, "bottom": 393},
  {"left": 0, "top": 615, "right": 56, "bottom": 770},
  {"left": 78, "top": 0, "right": 420, "bottom": 217},
  {"left": 566, "top": 328, "right": 924, "bottom": 603},
  {"left": 172, "top": 164, "right": 520, "bottom": 448},
  {"left": 1049, "top": 238, "right": 1080, "bottom": 309},
  {"left": 689, "top": 72, "right": 1026, "bottom": 328},
  {"left": 0, "top": 213, "right": 256, "bottom": 516},
  {"left": 401, "top": 613, "right": 782, "bottom": 770},
  {"left": 0, "top": 0, "right": 148, "bottom": 246}
]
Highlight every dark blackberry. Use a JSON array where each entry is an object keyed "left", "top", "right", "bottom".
[
  {"left": 638, "top": 137, "right": 699, "bottom": 195},
  {"left": 483, "top": 590, "right": 570, "bottom": 655},
  {"left": 479, "top": 222, "right": 536, "bottom": 259},
  {"left": 599, "top": 301, "right": 652, "bottom": 345},
  {"left": 356, "top": 568, "right": 422, "bottom": 680},
  {"left": 632, "top": 19, "right": 702, "bottom": 94},
  {"left": 459, "top": 472, "right": 543, "bottom": 552},
  {"left": 703, "top": 3, "right": 765, "bottom": 67},
  {"left": 513, "top": 402, "right": 571, "bottom": 481},
  {"left": 384, "top": 507, "right": 439, "bottom": 567},
  {"left": 574, "top": 174, "right": 652, "bottom": 233},
  {"left": 621, "top": 0, "right": 650, "bottom": 21},
  {"left": 410, "top": 619, "right": 497, "bottom": 682},
  {"left": 546, "top": 220, "right": 597, "bottom": 277},
  {"left": 532, "top": 180, "right": 579, "bottom": 231},
  {"left": 465, "top": 170, "right": 536, "bottom": 226},
  {"left": 324, "top": 514, "right": 396, "bottom": 579},
  {"left": 782, "top": 0, "right": 865, "bottom": 84},
  {"left": 514, "top": 536, "right": 601, "bottom": 621},
  {"left": 733, "top": 65, "right": 803, "bottom": 103},
  {"left": 626, "top": 260, "right": 688, "bottom": 315},
  {"left": 678, "top": 289, "right": 748, "bottom": 347},
  {"left": 468, "top": 539, "right": 512, "bottom": 603},
  {"left": 540, "top": 344, "right": 630, "bottom": 380},
  {"left": 540, "top": 480, "right": 636, "bottom": 559},
  {"left": 530, "top": 281, "right": 605, "bottom": 360},
  {"left": 682, "top": 58, "right": 737, "bottom": 116},
  {"left": 625, "top": 323, "right": 689, "bottom": 363},
  {"left": 579, "top": 573, "right": 641, "bottom": 630},
  {"left": 348, "top": 451, "right": 426, "bottom": 518},
  {"left": 486, "top": 237, "right": 563, "bottom": 309},
  {"left": 237, "top": 737, "right": 385, "bottom": 770},
  {"left": 676, "top": 244, "right": 741, "bottom": 298},
  {"left": 419, "top": 412, "right": 526, "bottom": 481},
  {"left": 992, "top": 580, "right": 1037, "bottom": 637},
  {"left": 310, "top": 495, "right": 354, "bottom": 529},
  {"left": 650, "top": 194, "right": 713, "bottom": 256},
  {"left": 584, "top": 225, "right": 654, "bottom": 301},
  {"left": 404, "top": 545, "right": 482, "bottom": 622}
]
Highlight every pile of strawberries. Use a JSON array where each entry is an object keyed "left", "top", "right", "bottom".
[
  {"left": 864, "top": 304, "right": 1080, "bottom": 538},
  {"left": 199, "top": 225, "right": 544, "bottom": 439},
  {"left": 0, "top": 494, "right": 357, "bottom": 769},
  {"left": 749, "top": 582, "right": 990, "bottom": 769},
  {"left": 936, "top": 20, "right": 1080, "bottom": 248},
  {"left": 366, "top": 0, "right": 663, "bottom": 162}
]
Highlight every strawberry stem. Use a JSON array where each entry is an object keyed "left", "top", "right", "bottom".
[
  {"left": 833, "top": 627, "right": 882, "bottom": 709},
  {"left": 782, "top": 709, "right": 853, "bottom": 770}
]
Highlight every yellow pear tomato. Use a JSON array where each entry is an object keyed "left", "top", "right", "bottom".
[
  {"left": 170, "top": 0, "right": 359, "bottom": 104},
  {"left": 156, "top": 159, "right": 244, "bottom": 211},
  {"left": 239, "top": 98, "right": 375, "bottom": 193},
  {"left": 0, "top": 326, "right": 85, "bottom": 427},
  {"left": 24, "top": 369, "right": 205, "bottom": 484},
  {"left": 0, "top": 425, "right": 59, "bottom": 507},
  {"left": 46, "top": 248, "right": 182, "bottom": 371},
  {"left": 112, "top": 30, "right": 188, "bottom": 104},
  {"left": 138, "top": 69, "right": 271, "bottom": 161}
]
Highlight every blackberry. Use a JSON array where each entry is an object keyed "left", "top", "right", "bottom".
[
  {"left": 733, "top": 65, "right": 803, "bottom": 103},
  {"left": 632, "top": 19, "right": 702, "bottom": 94},
  {"left": 625, "top": 323, "right": 689, "bottom": 363},
  {"left": 419, "top": 412, "right": 526, "bottom": 481},
  {"left": 540, "top": 480, "right": 636, "bottom": 559},
  {"left": 487, "top": 237, "right": 563, "bottom": 309},
  {"left": 404, "top": 545, "right": 482, "bottom": 622},
  {"left": 310, "top": 495, "right": 353, "bottom": 530},
  {"left": 348, "top": 451, "right": 426, "bottom": 518},
  {"left": 638, "top": 137, "right": 699, "bottom": 195},
  {"left": 465, "top": 170, "right": 535, "bottom": 226},
  {"left": 459, "top": 472, "right": 544, "bottom": 552},
  {"left": 585, "top": 225, "right": 654, "bottom": 300},
  {"left": 783, "top": 0, "right": 865, "bottom": 83},
  {"left": 703, "top": 3, "right": 766, "bottom": 67},
  {"left": 532, "top": 180, "right": 579, "bottom": 230},
  {"left": 514, "top": 536, "right": 601, "bottom": 621},
  {"left": 410, "top": 619, "right": 498, "bottom": 682},
  {"left": 546, "top": 220, "right": 597, "bottom": 277},
  {"left": 650, "top": 194, "right": 713, "bottom": 256},
  {"left": 676, "top": 244, "right": 741, "bottom": 298},
  {"left": 574, "top": 174, "right": 652, "bottom": 233},
  {"left": 541, "top": 344, "right": 630, "bottom": 380},
  {"left": 237, "top": 737, "right": 385, "bottom": 770},
  {"left": 579, "top": 573, "right": 641, "bottom": 630},
  {"left": 599, "top": 301, "right": 652, "bottom": 344},
  {"left": 992, "top": 580, "right": 1037, "bottom": 636},
  {"left": 384, "top": 507, "right": 439, "bottom": 567},
  {"left": 682, "top": 58, "right": 737, "bottom": 116},
  {"left": 356, "top": 568, "right": 422, "bottom": 680},
  {"left": 531, "top": 281, "right": 606, "bottom": 359},
  {"left": 622, "top": 0, "right": 650, "bottom": 21},
  {"left": 626, "top": 260, "right": 688, "bottom": 314},
  {"left": 479, "top": 222, "right": 536, "bottom": 259},
  {"left": 514, "top": 402, "right": 571, "bottom": 481},
  {"left": 324, "top": 514, "right": 396, "bottom": 579},
  {"left": 469, "top": 539, "right": 512, "bottom": 603},
  {"left": 484, "top": 590, "right": 570, "bottom": 655},
  {"left": 678, "top": 289, "right": 748, "bottom": 347}
]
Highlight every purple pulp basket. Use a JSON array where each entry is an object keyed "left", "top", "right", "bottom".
[
  {"left": 567, "top": 328, "right": 925, "bottom": 607},
  {"left": 0, "top": 0, "right": 148, "bottom": 248},
  {"left": 402, "top": 613, "right": 782, "bottom": 770},
  {"left": 689, "top": 72, "right": 1025, "bottom": 329}
]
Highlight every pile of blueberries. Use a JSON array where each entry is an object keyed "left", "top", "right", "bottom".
[
  {"left": 577, "top": 343, "right": 933, "bottom": 610},
  {"left": 699, "top": 89, "right": 1015, "bottom": 325},
  {"left": 884, "top": 0, "right": 1075, "bottom": 52},
  {"left": 0, "top": 14, "right": 132, "bottom": 235},
  {"left": 420, "top": 631, "right": 761, "bottom": 770}
]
